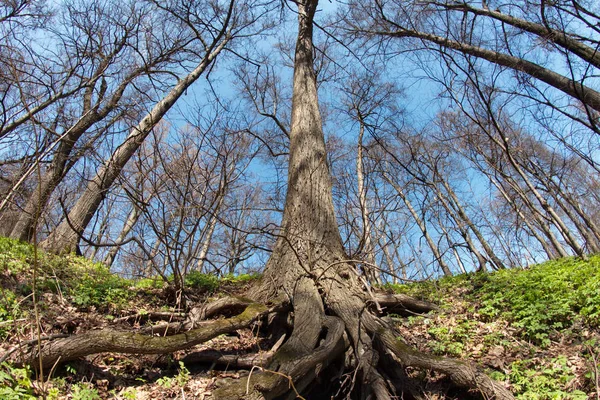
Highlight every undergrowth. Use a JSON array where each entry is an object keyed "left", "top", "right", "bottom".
[
  {"left": 388, "top": 256, "right": 600, "bottom": 346},
  {"left": 388, "top": 256, "right": 600, "bottom": 398},
  {"left": 0, "top": 237, "right": 260, "bottom": 311},
  {"left": 0, "top": 236, "right": 262, "bottom": 398},
  {"left": 1, "top": 236, "right": 598, "bottom": 398}
]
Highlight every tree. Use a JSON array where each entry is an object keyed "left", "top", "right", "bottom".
[
  {"left": 22, "top": 1, "right": 514, "bottom": 398},
  {"left": 40, "top": 0, "right": 248, "bottom": 253},
  {"left": 338, "top": 0, "right": 600, "bottom": 262},
  {"left": 343, "top": 0, "right": 600, "bottom": 112},
  {"left": 7, "top": 0, "right": 188, "bottom": 243}
]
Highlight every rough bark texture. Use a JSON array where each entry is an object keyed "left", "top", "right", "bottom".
[{"left": 22, "top": 302, "right": 268, "bottom": 370}]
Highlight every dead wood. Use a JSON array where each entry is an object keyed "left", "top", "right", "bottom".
[
  {"left": 182, "top": 349, "right": 273, "bottom": 369},
  {"left": 136, "top": 296, "right": 258, "bottom": 336},
  {"left": 113, "top": 311, "right": 187, "bottom": 324},
  {"left": 188, "top": 296, "right": 256, "bottom": 322},
  {"left": 182, "top": 333, "right": 287, "bottom": 369}
]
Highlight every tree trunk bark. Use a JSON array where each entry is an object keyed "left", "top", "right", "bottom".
[
  {"left": 441, "top": 3, "right": 600, "bottom": 69},
  {"left": 435, "top": 188, "right": 489, "bottom": 272},
  {"left": 356, "top": 118, "right": 382, "bottom": 284},
  {"left": 489, "top": 174, "right": 558, "bottom": 259},
  {"left": 103, "top": 204, "right": 140, "bottom": 267},
  {"left": 10, "top": 61, "right": 138, "bottom": 243},
  {"left": 491, "top": 134, "right": 586, "bottom": 256}
]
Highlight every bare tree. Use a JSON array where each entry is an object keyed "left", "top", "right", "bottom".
[
  {"left": 342, "top": 0, "right": 600, "bottom": 113},
  {"left": 6, "top": 0, "right": 191, "bottom": 243},
  {"left": 40, "top": 0, "right": 267, "bottom": 253}
]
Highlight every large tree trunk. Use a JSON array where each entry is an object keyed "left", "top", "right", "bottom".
[{"left": 219, "top": 1, "right": 509, "bottom": 398}]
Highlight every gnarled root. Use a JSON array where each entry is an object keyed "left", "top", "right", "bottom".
[
  {"left": 139, "top": 296, "right": 261, "bottom": 336},
  {"left": 10, "top": 301, "right": 269, "bottom": 370},
  {"left": 365, "top": 314, "right": 515, "bottom": 399},
  {"left": 213, "top": 277, "right": 348, "bottom": 399},
  {"left": 211, "top": 275, "right": 513, "bottom": 400}
]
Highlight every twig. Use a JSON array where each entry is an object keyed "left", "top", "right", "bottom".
[
  {"left": 0, "top": 318, "right": 26, "bottom": 327},
  {"left": 588, "top": 344, "right": 600, "bottom": 400}
]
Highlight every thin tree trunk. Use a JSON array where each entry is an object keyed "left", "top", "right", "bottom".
[
  {"left": 548, "top": 188, "right": 600, "bottom": 253},
  {"left": 491, "top": 134, "right": 585, "bottom": 256},
  {"left": 452, "top": 245, "right": 467, "bottom": 274},
  {"left": 144, "top": 239, "right": 163, "bottom": 278},
  {"left": 383, "top": 175, "right": 453, "bottom": 277},
  {"left": 434, "top": 189, "right": 488, "bottom": 272},
  {"left": 489, "top": 175, "right": 558, "bottom": 259},
  {"left": 10, "top": 60, "right": 140, "bottom": 243},
  {"left": 439, "top": 179, "right": 506, "bottom": 269},
  {"left": 356, "top": 118, "right": 381, "bottom": 284},
  {"left": 526, "top": 161, "right": 600, "bottom": 252},
  {"left": 467, "top": 140, "right": 571, "bottom": 258},
  {"left": 104, "top": 205, "right": 140, "bottom": 267},
  {"left": 88, "top": 198, "right": 115, "bottom": 260}
]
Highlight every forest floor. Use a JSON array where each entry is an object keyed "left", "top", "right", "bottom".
[{"left": 0, "top": 236, "right": 598, "bottom": 399}]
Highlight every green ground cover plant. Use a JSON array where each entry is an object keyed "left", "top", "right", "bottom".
[
  {"left": 388, "top": 256, "right": 600, "bottom": 398},
  {"left": 1, "top": 235, "right": 597, "bottom": 398}
]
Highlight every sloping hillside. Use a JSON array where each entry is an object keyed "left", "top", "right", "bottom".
[
  {"left": 0, "top": 236, "right": 598, "bottom": 399},
  {"left": 387, "top": 257, "right": 600, "bottom": 399}
]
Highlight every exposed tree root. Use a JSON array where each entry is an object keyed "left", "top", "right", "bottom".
[
  {"left": 113, "top": 311, "right": 187, "bottom": 324},
  {"left": 373, "top": 292, "right": 439, "bottom": 315},
  {"left": 138, "top": 296, "right": 261, "bottom": 336},
  {"left": 4, "top": 277, "right": 512, "bottom": 399},
  {"left": 5, "top": 281, "right": 515, "bottom": 399},
  {"left": 10, "top": 301, "right": 268, "bottom": 369},
  {"left": 205, "top": 269, "right": 514, "bottom": 400},
  {"left": 182, "top": 349, "right": 273, "bottom": 369},
  {"left": 369, "top": 315, "right": 515, "bottom": 399},
  {"left": 181, "top": 332, "right": 288, "bottom": 369}
]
